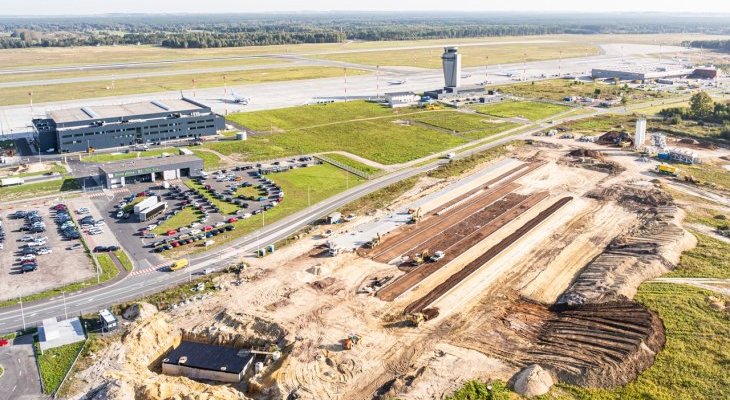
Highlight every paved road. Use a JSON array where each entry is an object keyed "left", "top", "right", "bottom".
[{"left": 0, "top": 335, "right": 43, "bottom": 400}]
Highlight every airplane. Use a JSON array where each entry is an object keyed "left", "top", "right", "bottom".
[
  {"left": 494, "top": 72, "right": 514, "bottom": 77},
  {"left": 387, "top": 79, "right": 407, "bottom": 85},
  {"left": 229, "top": 90, "right": 251, "bottom": 104},
  {"left": 461, "top": 73, "right": 472, "bottom": 78}
]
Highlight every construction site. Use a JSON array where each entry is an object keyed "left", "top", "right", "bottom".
[{"left": 66, "top": 141, "right": 709, "bottom": 400}]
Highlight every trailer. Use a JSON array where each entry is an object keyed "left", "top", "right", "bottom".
[
  {"left": 0, "top": 177, "right": 24, "bottom": 187},
  {"left": 133, "top": 196, "right": 160, "bottom": 214}
]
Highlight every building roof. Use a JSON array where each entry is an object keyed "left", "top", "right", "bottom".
[
  {"left": 163, "top": 341, "right": 253, "bottom": 374},
  {"left": 48, "top": 98, "right": 210, "bottom": 124},
  {"left": 99, "top": 309, "right": 117, "bottom": 324},
  {"left": 99, "top": 154, "right": 203, "bottom": 175}
]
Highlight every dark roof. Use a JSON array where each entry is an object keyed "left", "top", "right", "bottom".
[{"left": 163, "top": 341, "right": 252, "bottom": 374}]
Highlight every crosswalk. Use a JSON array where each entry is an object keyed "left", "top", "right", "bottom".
[
  {"left": 86, "top": 188, "right": 130, "bottom": 198},
  {"left": 126, "top": 262, "right": 168, "bottom": 277}
]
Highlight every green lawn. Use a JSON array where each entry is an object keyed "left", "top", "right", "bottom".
[
  {"left": 666, "top": 232, "right": 730, "bottom": 279},
  {"left": 190, "top": 149, "right": 222, "bottom": 170},
  {"left": 37, "top": 340, "right": 85, "bottom": 394},
  {"left": 472, "top": 100, "right": 571, "bottom": 121},
  {"left": 235, "top": 185, "right": 267, "bottom": 200},
  {"left": 113, "top": 250, "right": 134, "bottom": 272},
  {"left": 80, "top": 148, "right": 175, "bottom": 163},
  {"left": 409, "top": 111, "right": 521, "bottom": 133},
  {"left": 152, "top": 206, "right": 202, "bottom": 235},
  {"left": 0, "top": 177, "right": 79, "bottom": 202},
  {"left": 208, "top": 118, "right": 467, "bottom": 165},
  {"left": 322, "top": 153, "right": 382, "bottom": 175},
  {"left": 556, "top": 283, "right": 730, "bottom": 400},
  {"left": 679, "top": 163, "right": 730, "bottom": 193},
  {"left": 226, "top": 100, "right": 398, "bottom": 132},
  {"left": 165, "top": 164, "right": 364, "bottom": 257}
]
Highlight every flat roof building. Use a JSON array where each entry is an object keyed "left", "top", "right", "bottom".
[
  {"left": 162, "top": 341, "right": 254, "bottom": 383},
  {"left": 591, "top": 63, "right": 694, "bottom": 82},
  {"left": 384, "top": 91, "right": 420, "bottom": 108},
  {"left": 98, "top": 154, "right": 204, "bottom": 189},
  {"left": 33, "top": 98, "right": 224, "bottom": 154}
]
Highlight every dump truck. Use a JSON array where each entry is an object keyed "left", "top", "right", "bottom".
[
  {"left": 168, "top": 259, "right": 188, "bottom": 271},
  {"left": 655, "top": 164, "right": 678, "bottom": 177}
]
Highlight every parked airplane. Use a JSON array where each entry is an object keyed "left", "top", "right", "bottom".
[
  {"left": 230, "top": 90, "right": 252, "bottom": 104},
  {"left": 387, "top": 79, "right": 407, "bottom": 85}
]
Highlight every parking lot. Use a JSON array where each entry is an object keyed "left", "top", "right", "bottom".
[
  {"left": 90, "top": 157, "right": 319, "bottom": 263},
  {"left": 0, "top": 201, "right": 94, "bottom": 301}
]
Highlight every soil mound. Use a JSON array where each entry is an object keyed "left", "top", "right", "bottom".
[
  {"left": 528, "top": 301, "right": 665, "bottom": 387},
  {"left": 512, "top": 364, "right": 554, "bottom": 397}
]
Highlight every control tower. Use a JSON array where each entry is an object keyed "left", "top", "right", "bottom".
[{"left": 442, "top": 47, "right": 462, "bottom": 88}]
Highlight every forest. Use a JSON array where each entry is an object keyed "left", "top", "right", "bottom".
[{"left": 1, "top": 12, "right": 729, "bottom": 49}]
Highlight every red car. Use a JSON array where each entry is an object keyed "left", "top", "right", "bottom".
[
  {"left": 204, "top": 225, "right": 213, "bottom": 231},
  {"left": 227, "top": 217, "right": 238, "bottom": 223},
  {"left": 0, "top": 338, "right": 9, "bottom": 347},
  {"left": 167, "top": 230, "right": 177, "bottom": 236}
]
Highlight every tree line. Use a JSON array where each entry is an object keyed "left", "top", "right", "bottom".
[
  {"left": 659, "top": 92, "right": 730, "bottom": 139},
  {"left": 1, "top": 13, "right": 730, "bottom": 49},
  {"left": 682, "top": 40, "right": 730, "bottom": 52}
]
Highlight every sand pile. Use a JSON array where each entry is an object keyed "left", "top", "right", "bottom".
[{"left": 512, "top": 364, "right": 553, "bottom": 397}]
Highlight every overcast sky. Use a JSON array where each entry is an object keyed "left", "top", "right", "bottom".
[{"left": 3, "top": 0, "right": 729, "bottom": 15}]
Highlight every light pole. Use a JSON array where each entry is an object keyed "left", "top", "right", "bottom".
[{"left": 376, "top": 65, "right": 380, "bottom": 99}]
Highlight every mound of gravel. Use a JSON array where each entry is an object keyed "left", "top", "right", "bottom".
[{"left": 512, "top": 364, "right": 553, "bottom": 397}]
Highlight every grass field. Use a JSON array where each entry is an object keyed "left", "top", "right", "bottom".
[
  {"left": 679, "top": 163, "right": 730, "bottom": 192},
  {"left": 37, "top": 340, "right": 85, "bottom": 394},
  {"left": 0, "top": 57, "right": 285, "bottom": 84},
  {"left": 321, "top": 153, "right": 382, "bottom": 175},
  {"left": 665, "top": 232, "right": 730, "bottom": 279},
  {"left": 1, "top": 67, "right": 368, "bottom": 106},
  {"left": 471, "top": 100, "right": 571, "bottom": 121},
  {"left": 227, "top": 100, "right": 398, "bottom": 132},
  {"left": 408, "top": 111, "right": 522, "bottom": 133},
  {"left": 315, "top": 42, "right": 597, "bottom": 68},
  {"left": 166, "top": 164, "right": 363, "bottom": 257},
  {"left": 496, "top": 79, "right": 673, "bottom": 104},
  {"left": 152, "top": 206, "right": 203, "bottom": 235},
  {"left": 209, "top": 118, "right": 467, "bottom": 165},
  {"left": 556, "top": 283, "right": 729, "bottom": 400},
  {"left": 0, "top": 177, "right": 80, "bottom": 202}
]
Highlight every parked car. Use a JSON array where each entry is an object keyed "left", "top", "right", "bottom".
[
  {"left": 21, "top": 264, "right": 38, "bottom": 273},
  {"left": 67, "top": 243, "right": 82, "bottom": 250}
]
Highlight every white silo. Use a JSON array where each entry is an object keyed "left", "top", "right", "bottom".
[{"left": 634, "top": 118, "right": 647, "bottom": 149}]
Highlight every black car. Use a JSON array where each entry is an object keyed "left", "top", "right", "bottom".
[
  {"left": 93, "top": 246, "right": 110, "bottom": 253},
  {"left": 107, "top": 245, "right": 120, "bottom": 251},
  {"left": 21, "top": 264, "right": 38, "bottom": 273}
]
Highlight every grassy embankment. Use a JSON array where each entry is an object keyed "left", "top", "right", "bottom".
[
  {"left": 36, "top": 340, "right": 85, "bottom": 394},
  {"left": 496, "top": 79, "right": 674, "bottom": 104},
  {"left": 321, "top": 153, "right": 382, "bottom": 175}
]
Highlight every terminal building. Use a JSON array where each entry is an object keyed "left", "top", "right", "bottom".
[
  {"left": 591, "top": 64, "right": 694, "bottom": 83},
  {"left": 98, "top": 154, "right": 204, "bottom": 189},
  {"left": 33, "top": 98, "right": 224, "bottom": 153}
]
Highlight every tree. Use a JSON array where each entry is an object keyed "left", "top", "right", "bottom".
[
  {"left": 689, "top": 91, "right": 714, "bottom": 119},
  {"left": 593, "top": 88, "right": 602, "bottom": 98}
]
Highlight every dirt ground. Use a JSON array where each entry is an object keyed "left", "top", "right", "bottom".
[
  {"left": 65, "top": 140, "right": 727, "bottom": 400},
  {"left": 0, "top": 198, "right": 93, "bottom": 301}
]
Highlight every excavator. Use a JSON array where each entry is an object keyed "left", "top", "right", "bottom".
[
  {"left": 406, "top": 312, "right": 425, "bottom": 327},
  {"left": 364, "top": 233, "right": 382, "bottom": 249},
  {"left": 408, "top": 207, "right": 423, "bottom": 224}
]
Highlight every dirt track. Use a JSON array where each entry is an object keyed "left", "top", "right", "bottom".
[{"left": 405, "top": 196, "right": 573, "bottom": 314}]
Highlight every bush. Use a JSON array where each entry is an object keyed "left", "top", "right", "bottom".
[{"left": 445, "top": 380, "right": 510, "bottom": 400}]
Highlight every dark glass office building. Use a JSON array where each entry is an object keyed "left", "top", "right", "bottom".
[{"left": 33, "top": 98, "right": 224, "bottom": 153}]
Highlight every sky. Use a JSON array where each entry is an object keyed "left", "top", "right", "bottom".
[{"left": 3, "top": 0, "right": 729, "bottom": 15}]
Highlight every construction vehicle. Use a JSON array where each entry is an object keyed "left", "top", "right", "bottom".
[
  {"left": 364, "top": 233, "right": 382, "bottom": 249},
  {"left": 655, "top": 164, "right": 678, "bottom": 177},
  {"left": 342, "top": 333, "right": 362, "bottom": 350},
  {"left": 406, "top": 312, "right": 425, "bottom": 327},
  {"left": 408, "top": 207, "right": 423, "bottom": 224},
  {"left": 168, "top": 259, "right": 188, "bottom": 271},
  {"left": 411, "top": 250, "right": 430, "bottom": 266}
]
